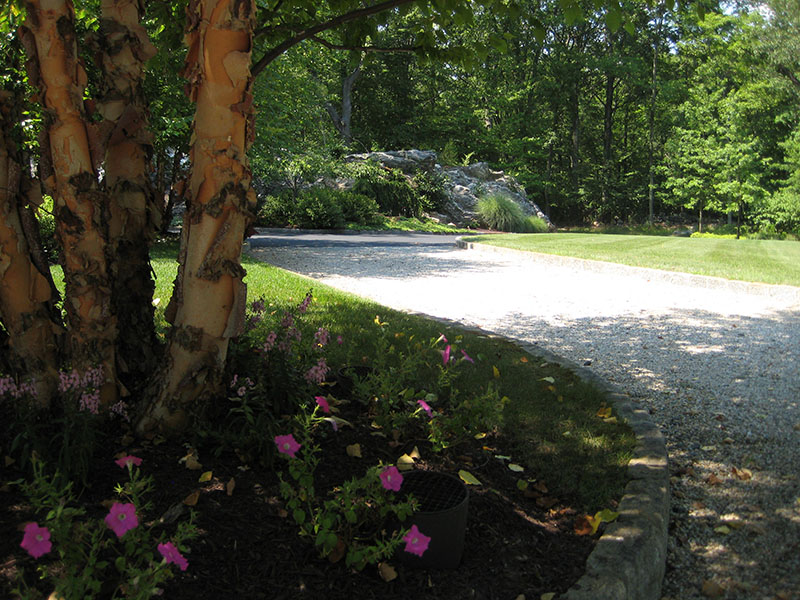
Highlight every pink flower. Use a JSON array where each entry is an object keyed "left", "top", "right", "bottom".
[
  {"left": 403, "top": 524, "right": 431, "bottom": 557},
  {"left": 275, "top": 434, "right": 301, "bottom": 458},
  {"left": 417, "top": 399, "right": 433, "bottom": 418},
  {"left": 379, "top": 466, "right": 403, "bottom": 492},
  {"left": 115, "top": 455, "right": 142, "bottom": 469},
  {"left": 315, "top": 396, "right": 330, "bottom": 413},
  {"left": 105, "top": 503, "right": 138, "bottom": 538},
  {"left": 441, "top": 345, "right": 451, "bottom": 365},
  {"left": 460, "top": 349, "right": 475, "bottom": 364},
  {"left": 158, "top": 541, "right": 189, "bottom": 571},
  {"left": 336, "top": 335, "right": 343, "bottom": 345},
  {"left": 20, "top": 522, "right": 52, "bottom": 558}
]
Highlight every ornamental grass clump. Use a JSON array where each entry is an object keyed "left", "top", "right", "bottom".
[
  {"left": 12, "top": 455, "right": 196, "bottom": 600},
  {"left": 476, "top": 193, "right": 528, "bottom": 232}
]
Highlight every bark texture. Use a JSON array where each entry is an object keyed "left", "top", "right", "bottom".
[
  {"left": 138, "top": 0, "right": 257, "bottom": 433},
  {"left": 0, "top": 91, "right": 62, "bottom": 404},
  {"left": 96, "top": 0, "right": 161, "bottom": 394},
  {"left": 21, "top": 0, "right": 118, "bottom": 403}
]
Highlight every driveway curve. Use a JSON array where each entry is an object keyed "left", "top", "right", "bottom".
[{"left": 246, "top": 229, "right": 800, "bottom": 600}]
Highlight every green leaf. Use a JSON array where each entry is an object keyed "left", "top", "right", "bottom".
[
  {"left": 293, "top": 509, "right": 306, "bottom": 525},
  {"left": 606, "top": 8, "right": 622, "bottom": 32}
]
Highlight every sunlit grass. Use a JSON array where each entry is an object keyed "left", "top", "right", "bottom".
[{"left": 462, "top": 232, "right": 800, "bottom": 286}]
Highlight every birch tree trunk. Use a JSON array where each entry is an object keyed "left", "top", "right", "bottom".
[
  {"left": 138, "top": 0, "right": 257, "bottom": 433},
  {"left": 21, "top": 0, "right": 118, "bottom": 405},
  {"left": 97, "top": 0, "right": 160, "bottom": 394},
  {"left": 0, "top": 92, "right": 63, "bottom": 405}
]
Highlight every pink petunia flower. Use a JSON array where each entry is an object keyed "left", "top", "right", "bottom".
[
  {"left": 460, "top": 349, "right": 475, "bottom": 364},
  {"left": 441, "top": 345, "right": 451, "bottom": 365},
  {"left": 115, "top": 455, "right": 142, "bottom": 469},
  {"left": 20, "top": 522, "right": 52, "bottom": 558},
  {"left": 403, "top": 524, "right": 431, "bottom": 557},
  {"left": 379, "top": 466, "right": 403, "bottom": 492},
  {"left": 274, "top": 434, "right": 301, "bottom": 458},
  {"left": 158, "top": 541, "right": 189, "bottom": 571},
  {"left": 105, "top": 503, "right": 138, "bottom": 538},
  {"left": 417, "top": 399, "right": 433, "bottom": 418},
  {"left": 315, "top": 396, "right": 330, "bottom": 414}
]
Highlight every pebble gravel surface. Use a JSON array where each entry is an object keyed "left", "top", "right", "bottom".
[{"left": 247, "top": 233, "right": 800, "bottom": 600}]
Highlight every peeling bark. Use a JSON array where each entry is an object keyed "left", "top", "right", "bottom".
[
  {"left": 138, "top": 0, "right": 257, "bottom": 434},
  {"left": 97, "top": 0, "right": 161, "bottom": 394},
  {"left": 0, "top": 91, "right": 63, "bottom": 405},
  {"left": 21, "top": 0, "right": 118, "bottom": 404}
]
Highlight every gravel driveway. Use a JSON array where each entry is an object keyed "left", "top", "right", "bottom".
[{"left": 246, "top": 230, "right": 800, "bottom": 600}]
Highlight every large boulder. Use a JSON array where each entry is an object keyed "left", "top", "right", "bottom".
[{"left": 344, "top": 150, "right": 554, "bottom": 229}]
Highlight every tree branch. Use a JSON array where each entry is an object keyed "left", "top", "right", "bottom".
[
  {"left": 252, "top": 0, "right": 417, "bottom": 77},
  {"left": 777, "top": 64, "right": 800, "bottom": 90},
  {"left": 310, "top": 34, "right": 420, "bottom": 54}
]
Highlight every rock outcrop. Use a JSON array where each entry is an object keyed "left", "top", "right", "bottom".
[{"left": 344, "top": 150, "right": 554, "bottom": 229}]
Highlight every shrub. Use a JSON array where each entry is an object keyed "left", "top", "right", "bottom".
[
  {"left": 350, "top": 161, "right": 424, "bottom": 217},
  {"left": 257, "top": 188, "right": 380, "bottom": 229},
  {"left": 412, "top": 170, "right": 449, "bottom": 213},
  {"left": 257, "top": 192, "right": 295, "bottom": 227},
  {"left": 292, "top": 188, "right": 346, "bottom": 229},
  {"left": 476, "top": 194, "right": 528, "bottom": 232},
  {"left": 338, "top": 191, "right": 381, "bottom": 226}
]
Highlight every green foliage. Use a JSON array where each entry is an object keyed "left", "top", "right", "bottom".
[
  {"left": 12, "top": 456, "right": 197, "bottom": 600},
  {"left": 476, "top": 194, "right": 529, "bottom": 232},
  {"left": 36, "top": 195, "right": 58, "bottom": 261},
  {"left": 350, "top": 161, "right": 426, "bottom": 217},
  {"left": 276, "top": 413, "right": 417, "bottom": 570},
  {"left": 257, "top": 188, "right": 379, "bottom": 229}
]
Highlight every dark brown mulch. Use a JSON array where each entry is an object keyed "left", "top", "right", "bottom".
[{"left": 1, "top": 405, "right": 595, "bottom": 600}]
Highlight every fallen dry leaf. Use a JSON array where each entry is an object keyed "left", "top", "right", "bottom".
[
  {"left": 458, "top": 470, "right": 482, "bottom": 486},
  {"left": 536, "top": 496, "right": 558, "bottom": 509},
  {"left": 397, "top": 453, "right": 415, "bottom": 471},
  {"left": 183, "top": 491, "right": 200, "bottom": 506},
  {"left": 714, "top": 525, "right": 731, "bottom": 535},
  {"left": 183, "top": 455, "right": 202, "bottom": 471},
  {"left": 327, "top": 536, "right": 346, "bottom": 563},
  {"left": 4, "top": 455, "right": 14, "bottom": 467},
  {"left": 226, "top": 477, "right": 235, "bottom": 496},
  {"left": 533, "top": 480, "right": 549, "bottom": 494},
  {"left": 731, "top": 467, "right": 752, "bottom": 481},
  {"left": 705, "top": 474, "right": 723, "bottom": 486},
  {"left": 574, "top": 515, "right": 593, "bottom": 536},
  {"left": 199, "top": 471, "right": 213, "bottom": 483},
  {"left": 701, "top": 579, "right": 725, "bottom": 598},
  {"left": 346, "top": 444, "right": 362, "bottom": 458},
  {"left": 378, "top": 562, "right": 397, "bottom": 582},
  {"left": 541, "top": 594, "right": 556, "bottom": 600},
  {"left": 596, "top": 406, "right": 612, "bottom": 418}
]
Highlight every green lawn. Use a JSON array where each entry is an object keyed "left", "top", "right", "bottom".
[{"left": 462, "top": 233, "right": 800, "bottom": 287}]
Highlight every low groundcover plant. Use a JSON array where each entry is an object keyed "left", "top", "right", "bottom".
[{"left": 13, "top": 455, "right": 196, "bottom": 600}]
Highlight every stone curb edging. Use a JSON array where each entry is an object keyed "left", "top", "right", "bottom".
[
  {"left": 455, "top": 237, "right": 800, "bottom": 304},
  {"left": 398, "top": 312, "right": 670, "bottom": 600}
]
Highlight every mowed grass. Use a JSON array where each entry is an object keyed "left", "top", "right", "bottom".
[{"left": 462, "top": 233, "right": 800, "bottom": 287}]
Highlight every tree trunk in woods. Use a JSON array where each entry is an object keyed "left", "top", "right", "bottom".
[
  {"left": 21, "top": 1, "right": 118, "bottom": 405},
  {"left": 0, "top": 93, "right": 63, "bottom": 405},
  {"left": 569, "top": 76, "right": 581, "bottom": 200},
  {"left": 138, "top": 0, "right": 257, "bottom": 434},
  {"left": 602, "top": 71, "right": 615, "bottom": 212},
  {"left": 648, "top": 10, "right": 663, "bottom": 226},
  {"left": 325, "top": 57, "right": 362, "bottom": 144},
  {"left": 97, "top": 0, "right": 161, "bottom": 395}
]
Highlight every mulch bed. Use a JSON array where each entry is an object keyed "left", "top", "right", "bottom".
[{"left": 1, "top": 400, "right": 595, "bottom": 600}]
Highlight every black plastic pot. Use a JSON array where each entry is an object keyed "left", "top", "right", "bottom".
[{"left": 398, "top": 470, "right": 469, "bottom": 569}]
